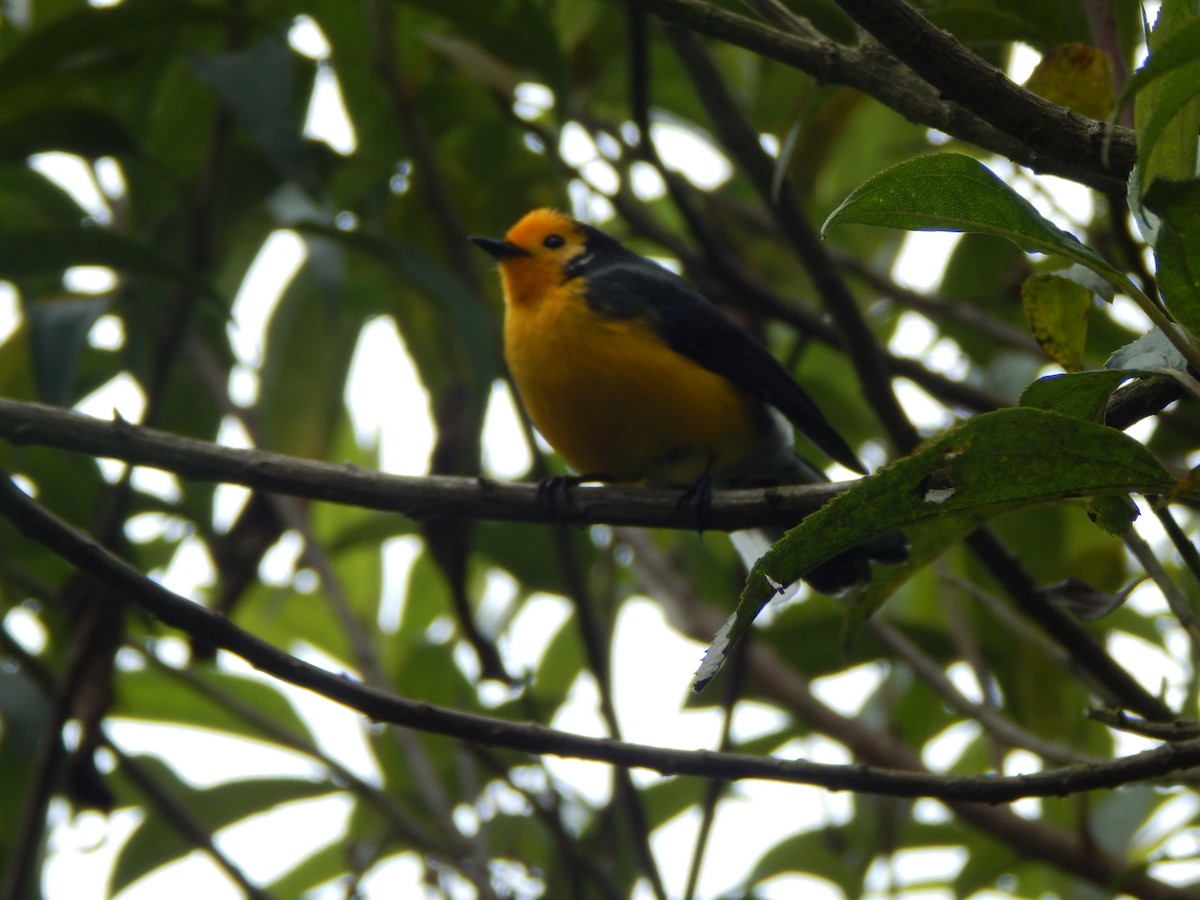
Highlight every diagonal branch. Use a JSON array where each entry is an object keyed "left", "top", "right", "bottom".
[
  {"left": 621, "top": 528, "right": 1199, "bottom": 900},
  {"left": 829, "top": 0, "right": 1134, "bottom": 182},
  {"left": 618, "top": 0, "right": 1133, "bottom": 192},
  {"left": 9, "top": 467, "right": 1200, "bottom": 829},
  {"left": 104, "top": 741, "right": 270, "bottom": 900}
]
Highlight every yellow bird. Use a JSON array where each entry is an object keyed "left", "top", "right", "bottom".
[{"left": 472, "top": 209, "right": 904, "bottom": 591}]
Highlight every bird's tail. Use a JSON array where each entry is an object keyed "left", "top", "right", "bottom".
[{"left": 729, "top": 451, "right": 907, "bottom": 595}]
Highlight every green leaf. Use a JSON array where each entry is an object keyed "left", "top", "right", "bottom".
[
  {"left": 28, "top": 295, "right": 109, "bottom": 406},
  {"left": 1019, "top": 371, "right": 1134, "bottom": 421},
  {"left": 0, "top": 228, "right": 219, "bottom": 299},
  {"left": 0, "top": 167, "right": 90, "bottom": 229},
  {"left": 1126, "top": 11, "right": 1200, "bottom": 190},
  {"left": 694, "top": 407, "right": 1176, "bottom": 689},
  {"left": 1144, "top": 179, "right": 1200, "bottom": 336},
  {"left": 297, "top": 224, "right": 501, "bottom": 395},
  {"left": 406, "top": 0, "right": 570, "bottom": 108},
  {"left": 109, "top": 755, "right": 332, "bottom": 894},
  {"left": 0, "top": 667, "right": 55, "bottom": 852},
  {"left": 1112, "top": 790, "right": 1179, "bottom": 859},
  {"left": 255, "top": 248, "right": 360, "bottom": 459},
  {"left": 747, "top": 828, "right": 863, "bottom": 896},
  {"left": 192, "top": 778, "right": 336, "bottom": 834},
  {"left": 1105, "top": 327, "right": 1189, "bottom": 372},
  {"left": 1087, "top": 494, "right": 1140, "bottom": 535},
  {"left": 190, "top": 35, "right": 320, "bottom": 196},
  {"left": 925, "top": 7, "right": 1051, "bottom": 46},
  {"left": 528, "top": 601, "right": 585, "bottom": 712},
  {"left": 1137, "top": 72, "right": 1200, "bottom": 192},
  {"left": 0, "top": 0, "right": 247, "bottom": 94},
  {"left": 1020, "top": 274, "right": 1092, "bottom": 371},
  {"left": 1120, "top": 15, "right": 1200, "bottom": 103},
  {"left": 0, "top": 106, "right": 138, "bottom": 161},
  {"left": 822, "top": 153, "right": 1128, "bottom": 290},
  {"left": 113, "top": 668, "right": 316, "bottom": 743},
  {"left": 262, "top": 840, "right": 352, "bottom": 895},
  {"left": 1024, "top": 43, "right": 1115, "bottom": 120},
  {"left": 420, "top": 32, "right": 521, "bottom": 97}
]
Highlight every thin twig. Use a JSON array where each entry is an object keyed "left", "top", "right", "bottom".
[
  {"left": 1125, "top": 525, "right": 1200, "bottom": 653},
  {"left": 867, "top": 618, "right": 1102, "bottom": 765},
  {"left": 137, "top": 648, "right": 440, "bottom": 851},
  {"left": 683, "top": 641, "right": 745, "bottom": 900},
  {"left": 965, "top": 528, "right": 1174, "bottom": 722},
  {"left": 1153, "top": 503, "right": 1200, "bottom": 597},
  {"left": 471, "top": 750, "right": 627, "bottom": 900},
  {"left": 617, "top": 527, "right": 1200, "bottom": 900},
  {"left": 104, "top": 738, "right": 271, "bottom": 899},
  {"left": 546, "top": 509, "right": 668, "bottom": 898},
  {"left": 737, "top": 0, "right": 822, "bottom": 40}
]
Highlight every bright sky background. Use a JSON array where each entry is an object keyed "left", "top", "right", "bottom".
[{"left": 2, "top": 7, "right": 1192, "bottom": 899}]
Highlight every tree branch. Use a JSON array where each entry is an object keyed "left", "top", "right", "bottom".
[
  {"left": 106, "top": 741, "right": 270, "bottom": 900},
  {"left": 0, "top": 397, "right": 845, "bottom": 530},
  {"left": 621, "top": 528, "right": 1200, "bottom": 900},
  {"left": 966, "top": 529, "right": 1175, "bottom": 722},
  {"left": 618, "top": 0, "right": 1133, "bottom": 192},
  {"left": 829, "top": 0, "right": 1134, "bottom": 183},
  {"left": 8, "top": 468, "right": 1200, "bottom": 820}
]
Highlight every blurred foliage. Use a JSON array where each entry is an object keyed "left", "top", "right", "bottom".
[{"left": 1, "top": 0, "right": 1200, "bottom": 898}]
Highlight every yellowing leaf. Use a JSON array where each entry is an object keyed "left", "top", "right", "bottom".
[
  {"left": 1025, "top": 43, "right": 1116, "bottom": 120},
  {"left": 1020, "top": 274, "right": 1092, "bottom": 372}
]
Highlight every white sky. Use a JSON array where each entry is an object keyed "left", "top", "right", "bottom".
[{"left": 2, "top": 11, "right": 1194, "bottom": 900}]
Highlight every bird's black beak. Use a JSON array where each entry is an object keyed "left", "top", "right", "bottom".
[{"left": 469, "top": 236, "right": 530, "bottom": 259}]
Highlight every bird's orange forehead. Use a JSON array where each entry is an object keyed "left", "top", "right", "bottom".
[{"left": 505, "top": 208, "right": 583, "bottom": 249}]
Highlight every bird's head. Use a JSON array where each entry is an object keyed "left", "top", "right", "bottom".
[{"left": 471, "top": 209, "right": 596, "bottom": 305}]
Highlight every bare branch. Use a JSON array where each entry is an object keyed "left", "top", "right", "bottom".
[
  {"left": 104, "top": 742, "right": 271, "bottom": 900},
  {"left": 0, "top": 397, "right": 844, "bottom": 530},
  {"left": 829, "top": 0, "right": 1134, "bottom": 184},
  {"left": 966, "top": 529, "right": 1175, "bottom": 722},
  {"left": 621, "top": 528, "right": 1200, "bottom": 900},
  {"left": 10, "top": 468, "right": 1200, "bottom": 819},
  {"left": 618, "top": 0, "right": 1132, "bottom": 192}
]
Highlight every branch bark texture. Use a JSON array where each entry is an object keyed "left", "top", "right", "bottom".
[
  {"left": 5, "top": 467, "right": 1200, "bottom": 833},
  {"left": 620, "top": 0, "right": 1134, "bottom": 192}
]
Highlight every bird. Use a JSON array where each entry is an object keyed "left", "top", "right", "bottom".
[{"left": 470, "top": 208, "right": 905, "bottom": 592}]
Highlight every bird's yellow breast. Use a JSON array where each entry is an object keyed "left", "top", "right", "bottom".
[{"left": 503, "top": 280, "right": 763, "bottom": 483}]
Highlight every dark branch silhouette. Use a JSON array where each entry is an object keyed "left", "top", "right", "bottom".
[
  {"left": 619, "top": 0, "right": 1133, "bottom": 192},
  {"left": 5, "top": 467, "right": 1200, "bottom": 819},
  {"left": 0, "top": 396, "right": 844, "bottom": 529}
]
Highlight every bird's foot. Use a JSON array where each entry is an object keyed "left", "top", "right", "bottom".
[{"left": 676, "top": 469, "right": 714, "bottom": 532}]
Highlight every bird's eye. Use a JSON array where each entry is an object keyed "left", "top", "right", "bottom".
[{"left": 543, "top": 234, "right": 566, "bottom": 249}]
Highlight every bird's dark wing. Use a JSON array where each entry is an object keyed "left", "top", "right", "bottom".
[{"left": 583, "top": 258, "right": 865, "bottom": 473}]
